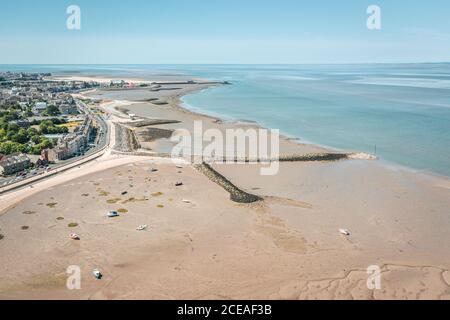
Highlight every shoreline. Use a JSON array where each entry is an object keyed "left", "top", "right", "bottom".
[
  {"left": 90, "top": 75, "right": 450, "bottom": 183},
  {"left": 1, "top": 74, "right": 450, "bottom": 300},
  {"left": 50, "top": 74, "right": 450, "bottom": 188},
  {"left": 84, "top": 77, "right": 450, "bottom": 199},
  {"left": 172, "top": 80, "right": 450, "bottom": 183}
]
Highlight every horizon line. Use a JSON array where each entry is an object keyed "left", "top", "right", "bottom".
[{"left": 1, "top": 62, "right": 449, "bottom": 66}]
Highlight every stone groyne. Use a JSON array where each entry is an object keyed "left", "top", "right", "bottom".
[
  {"left": 183, "top": 153, "right": 350, "bottom": 164},
  {"left": 278, "top": 153, "right": 349, "bottom": 162},
  {"left": 195, "top": 163, "right": 262, "bottom": 204},
  {"left": 114, "top": 123, "right": 141, "bottom": 153},
  {"left": 128, "top": 119, "right": 181, "bottom": 128}
]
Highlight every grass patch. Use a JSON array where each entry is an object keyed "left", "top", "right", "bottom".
[
  {"left": 117, "top": 208, "right": 128, "bottom": 213},
  {"left": 121, "top": 197, "right": 147, "bottom": 204},
  {"left": 157, "top": 204, "right": 164, "bottom": 208},
  {"left": 23, "top": 210, "right": 36, "bottom": 215},
  {"left": 56, "top": 217, "right": 65, "bottom": 221},
  {"left": 151, "top": 192, "right": 163, "bottom": 197},
  {"left": 81, "top": 194, "right": 89, "bottom": 197},
  {"left": 68, "top": 223, "right": 79, "bottom": 228},
  {"left": 97, "top": 189, "right": 110, "bottom": 197},
  {"left": 58, "top": 121, "right": 82, "bottom": 129},
  {"left": 46, "top": 203, "right": 58, "bottom": 208},
  {"left": 107, "top": 198, "right": 122, "bottom": 204}
]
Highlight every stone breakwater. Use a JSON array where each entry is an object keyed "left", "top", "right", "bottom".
[
  {"left": 127, "top": 119, "right": 180, "bottom": 128},
  {"left": 278, "top": 153, "right": 350, "bottom": 162},
  {"left": 113, "top": 123, "right": 141, "bottom": 153},
  {"left": 194, "top": 163, "right": 262, "bottom": 204},
  {"left": 176, "top": 153, "right": 350, "bottom": 164},
  {"left": 191, "top": 153, "right": 355, "bottom": 203}
]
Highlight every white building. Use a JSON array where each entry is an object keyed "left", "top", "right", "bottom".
[
  {"left": 33, "top": 102, "right": 47, "bottom": 114},
  {"left": 110, "top": 80, "right": 125, "bottom": 86}
]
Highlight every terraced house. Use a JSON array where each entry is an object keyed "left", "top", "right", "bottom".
[{"left": 0, "top": 153, "right": 31, "bottom": 176}]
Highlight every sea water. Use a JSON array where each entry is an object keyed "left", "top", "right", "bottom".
[
  {"left": 2, "top": 64, "right": 449, "bottom": 177},
  {"left": 180, "top": 64, "right": 450, "bottom": 177}
]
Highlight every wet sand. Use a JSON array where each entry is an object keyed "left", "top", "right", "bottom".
[{"left": 1, "top": 78, "right": 450, "bottom": 300}]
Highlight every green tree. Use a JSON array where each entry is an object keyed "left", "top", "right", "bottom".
[
  {"left": 0, "top": 141, "right": 23, "bottom": 155},
  {"left": 44, "top": 105, "right": 60, "bottom": 116},
  {"left": 12, "top": 128, "right": 29, "bottom": 144}
]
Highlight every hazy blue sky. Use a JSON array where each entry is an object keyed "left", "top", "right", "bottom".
[{"left": 1, "top": 0, "right": 449, "bottom": 64}]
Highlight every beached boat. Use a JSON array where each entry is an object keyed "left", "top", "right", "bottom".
[
  {"left": 93, "top": 269, "right": 102, "bottom": 279},
  {"left": 107, "top": 211, "right": 120, "bottom": 218},
  {"left": 136, "top": 224, "right": 148, "bottom": 231},
  {"left": 70, "top": 233, "right": 80, "bottom": 240}
]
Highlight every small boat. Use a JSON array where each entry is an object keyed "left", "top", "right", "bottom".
[
  {"left": 107, "top": 211, "right": 120, "bottom": 218},
  {"left": 70, "top": 233, "right": 80, "bottom": 240},
  {"left": 175, "top": 182, "right": 183, "bottom": 187},
  {"left": 93, "top": 269, "right": 102, "bottom": 279},
  {"left": 182, "top": 199, "right": 191, "bottom": 204},
  {"left": 150, "top": 168, "right": 158, "bottom": 172},
  {"left": 136, "top": 224, "right": 148, "bottom": 231},
  {"left": 339, "top": 229, "right": 351, "bottom": 236},
  {"left": 176, "top": 165, "right": 183, "bottom": 169}
]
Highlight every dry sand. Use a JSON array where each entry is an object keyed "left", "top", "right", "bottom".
[{"left": 1, "top": 78, "right": 450, "bottom": 300}]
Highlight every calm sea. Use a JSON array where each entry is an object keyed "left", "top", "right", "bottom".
[{"left": 2, "top": 64, "right": 450, "bottom": 177}]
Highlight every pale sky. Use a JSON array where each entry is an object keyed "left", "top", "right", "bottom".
[{"left": 1, "top": 0, "right": 449, "bottom": 64}]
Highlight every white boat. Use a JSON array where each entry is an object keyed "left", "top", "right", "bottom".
[
  {"left": 339, "top": 229, "right": 351, "bottom": 236},
  {"left": 70, "top": 233, "right": 80, "bottom": 240},
  {"left": 136, "top": 224, "right": 148, "bottom": 231},
  {"left": 93, "top": 269, "right": 102, "bottom": 279},
  {"left": 107, "top": 211, "right": 120, "bottom": 218}
]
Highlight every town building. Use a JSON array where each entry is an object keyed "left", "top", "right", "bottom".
[
  {"left": 45, "top": 115, "right": 95, "bottom": 162},
  {"left": 46, "top": 146, "right": 69, "bottom": 162},
  {"left": 110, "top": 80, "right": 126, "bottom": 87},
  {"left": 0, "top": 154, "right": 31, "bottom": 176},
  {"left": 58, "top": 104, "right": 78, "bottom": 115},
  {"left": 33, "top": 102, "right": 47, "bottom": 114}
]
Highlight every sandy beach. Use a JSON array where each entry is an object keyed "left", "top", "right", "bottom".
[{"left": 1, "top": 76, "right": 450, "bottom": 300}]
